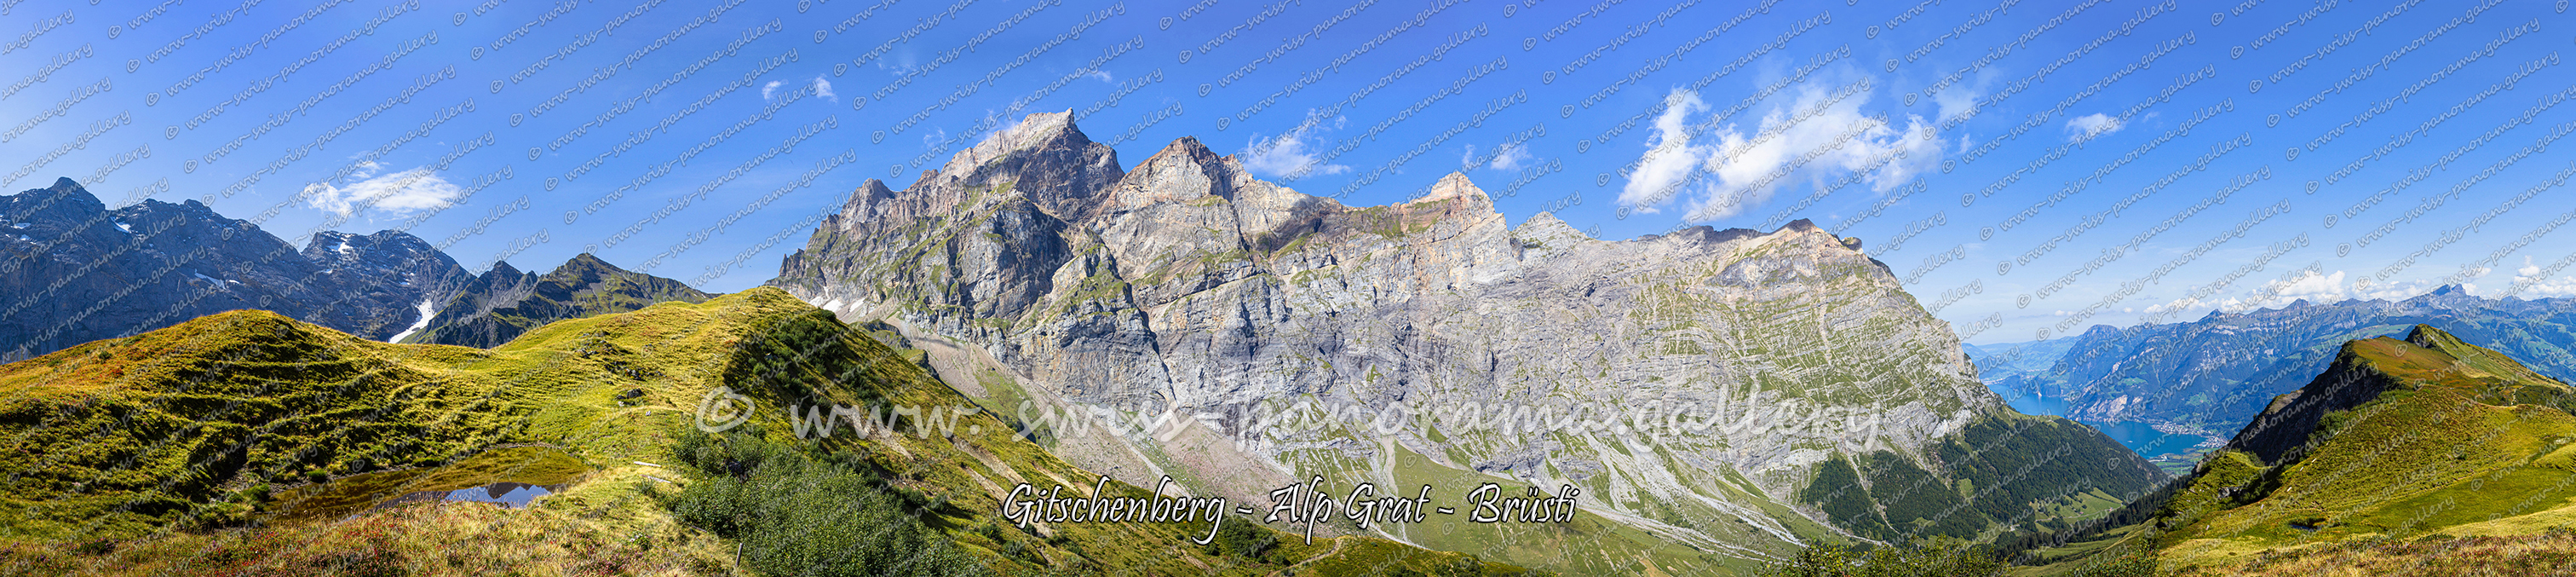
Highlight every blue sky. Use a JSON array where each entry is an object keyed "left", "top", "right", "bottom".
[{"left": 3, "top": 0, "right": 2572, "bottom": 343}]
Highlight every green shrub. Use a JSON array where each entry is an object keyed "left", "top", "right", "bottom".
[{"left": 664, "top": 429, "right": 984, "bottom": 577}]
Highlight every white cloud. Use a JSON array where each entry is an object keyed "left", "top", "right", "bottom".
[
  {"left": 2510, "top": 256, "right": 2576, "bottom": 297},
  {"left": 1242, "top": 116, "right": 1348, "bottom": 179},
  {"left": 2143, "top": 296, "right": 2205, "bottom": 317},
  {"left": 1488, "top": 142, "right": 1532, "bottom": 171},
  {"left": 2065, "top": 113, "right": 2125, "bottom": 143},
  {"left": 2273, "top": 269, "right": 2348, "bottom": 303},
  {"left": 303, "top": 167, "right": 461, "bottom": 218},
  {"left": 1460, "top": 142, "right": 1534, "bottom": 172},
  {"left": 1087, "top": 70, "right": 1114, "bottom": 84},
  {"left": 1676, "top": 78, "right": 1942, "bottom": 222},
  {"left": 2223, "top": 269, "right": 2349, "bottom": 312},
  {"left": 2355, "top": 279, "right": 2452, "bottom": 301},
  {"left": 761, "top": 80, "right": 782, "bottom": 100},
  {"left": 1617, "top": 89, "right": 1711, "bottom": 214},
  {"left": 811, "top": 76, "right": 836, "bottom": 101}
]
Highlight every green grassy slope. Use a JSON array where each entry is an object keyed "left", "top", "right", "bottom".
[
  {"left": 2006, "top": 325, "right": 2576, "bottom": 575},
  {"left": 0, "top": 288, "right": 1530, "bottom": 575}
]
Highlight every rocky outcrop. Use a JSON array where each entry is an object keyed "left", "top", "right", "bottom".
[
  {"left": 0, "top": 178, "right": 469, "bottom": 361},
  {"left": 770, "top": 113, "right": 2157, "bottom": 560},
  {"left": 403, "top": 253, "right": 714, "bottom": 348}
]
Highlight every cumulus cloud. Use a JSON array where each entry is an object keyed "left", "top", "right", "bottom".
[
  {"left": 1642, "top": 77, "right": 1941, "bottom": 222},
  {"left": 304, "top": 167, "right": 461, "bottom": 218},
  {"left": 2065, "top": 113, "right": 2125, "bottom": 143},
  {"left": 2271, "top": 269, "right": 2349, "bottom": 303},
  {"left": 811, "top": 76, "right": 836, "bottom": 101},
  {"left": 2510, "top": 256, "right": 2576, "bottom": 297},
  {"left": 1086, "top": 70, "right": 1114, "bottom": 84},
  {"left": 1242, "top": 116, "right": 1348, "bottom": 179},
  {"left": 1616, "top": 89, "right": 1711, "bottom": 214},
  {"left": 2220, "top": 269, "right": 2348, "bottom": 312},
  {"left": 761, "top": 80, "right": 782, "bottom": 100}
]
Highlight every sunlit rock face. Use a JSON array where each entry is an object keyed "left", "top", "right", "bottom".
[{"left": 773, "top": 113, "right": 2158, "bottom": 556}]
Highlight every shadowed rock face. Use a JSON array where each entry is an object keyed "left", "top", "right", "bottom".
[
  {"left": 771, "top": 113, "right": 2157, "bottom": 556},
  {"left": 0, "top": 178, "right": 469, "bottom": 361}
]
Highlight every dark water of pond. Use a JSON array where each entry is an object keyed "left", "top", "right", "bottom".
[
  {"left": 371, "top": 482, "right": 563, "bottom": 513},
  {"left": 267, "top": 446, "right": 588, "bottom": 522}
]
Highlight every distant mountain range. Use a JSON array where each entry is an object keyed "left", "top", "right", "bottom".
[
  {"left": 1986, "top": 287, "right": 2576, "bottom": 444},
  {"left": 0, "top": 178, "right": 468, "bottom": 361},
  {"left": 0, "top": 177, "right": 710, "bottom": 358}
]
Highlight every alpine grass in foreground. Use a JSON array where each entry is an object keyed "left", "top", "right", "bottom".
[{"left": 0, "top": 288, "right": 1528, "bottom": 575}]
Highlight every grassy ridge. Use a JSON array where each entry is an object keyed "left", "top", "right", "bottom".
[
  {"left": 0, "top": 288, "right": 1529, "bottom": 575},
  {"left": 2006, "top": 325, "right": 2576, "bottom": 575}
]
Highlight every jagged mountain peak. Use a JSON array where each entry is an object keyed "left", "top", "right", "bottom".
[
  {"left": 555, "top": 251, "right": 615, "bottom": 272},
  {"left": 936, "top": 110, "right": 1098, "bottom": 176},
  {"left": 931, "top": 110, "right": 1123, "bottom": 222},
  {"left": 19, "top": 177, "right": 103, "bottom": 217},
  {"left": 1412, "top": 172, "right": 1491, "bottom": 205},
  {"left": 302, "top": 229, "right": 440, "bottom": 261},
  {"left": 1105, "top": 136, "right": 1238, "bottom": 211},
  {"left": 1511, "top": 211, "right": 1587, "bottom": 240}
]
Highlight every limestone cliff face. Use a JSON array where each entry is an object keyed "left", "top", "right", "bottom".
[{"left": 772, "top": 113, "right": 2153, "bottom": 557}]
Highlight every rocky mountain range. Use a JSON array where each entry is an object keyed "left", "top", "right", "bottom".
[
  {"left": 0, "top": 177, "right": 472, "bottom": 361},
  {"left": 0, "top": 177, "right": 714, "bottom": 359},
  {"left": 769, "top": 112, "right": 2159, "bottom": 571},
  {"left": 400, "top": 252, "right": 714, "bottom": 348},
  {"left": 1991, "top": 286, "right": 2576, "bottom": 442}
]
